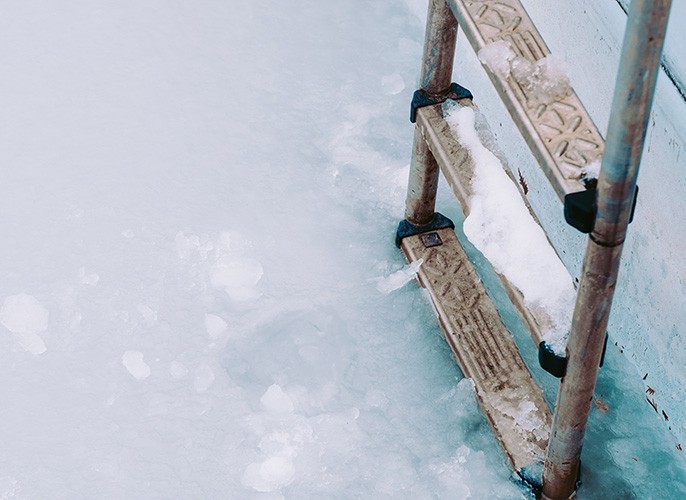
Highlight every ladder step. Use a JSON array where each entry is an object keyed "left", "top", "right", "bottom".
[
  {"left": 401, "top": 227, "right": 551, "bottom": 484},
  {"left": 415, "top": 101, "right": 575, "bottom": 351},
  {"left": 447, "top": 0, "right": 605, "bottom": 201}
]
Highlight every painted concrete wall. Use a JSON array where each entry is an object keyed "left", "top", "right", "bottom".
[
  {"left": 452, "top": 0, "right": 686, "bottom": 444},
  {"left": 618, "top": 0, "right": 686, "bottom": 93}
]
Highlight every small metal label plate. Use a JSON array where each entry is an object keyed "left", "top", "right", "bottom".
[{"left": 420, "top": 232, "right": 443, "bottom": 248}]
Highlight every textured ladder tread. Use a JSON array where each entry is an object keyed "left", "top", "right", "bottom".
[
  {"left": 447, "top": 0, "right": 604, "bottom": 200},
  {"left": 401, "top": 227, "right": 551, "bottom": 480},
  {"left": 416, "top": 102, "right": 557, "bottom": 347}
]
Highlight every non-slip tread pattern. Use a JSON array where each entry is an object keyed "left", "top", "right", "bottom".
[
  {"left": 402, "top": 228, "right": 551, "bottom": 476},
  {"left": 448, "top": 0, "right": 605, "bottom": 200}
]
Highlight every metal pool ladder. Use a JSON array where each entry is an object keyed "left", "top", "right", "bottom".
[{"left": 396, "top": 1, "right": 672, "bottom": 497}]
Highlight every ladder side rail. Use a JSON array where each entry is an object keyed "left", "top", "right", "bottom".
[
  {"left": 542, "top": 1, "right": 673, "bottom": 498},
  {"left": 404, "top": 0, "right": 458, "bottom": 227}
]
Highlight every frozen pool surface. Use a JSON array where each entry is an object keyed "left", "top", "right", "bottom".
[{"left": 0, "top": 1, "right": 684, "bottom": 498}]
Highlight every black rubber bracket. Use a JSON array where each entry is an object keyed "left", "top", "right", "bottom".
[
  {"left": 538, "top": 342, "right": 567, "bottom": 378},
  {"left": 564, "top": 185, "right": 639, "bottom": 234},
  {"left": 539, "top": 332, "right": 609, "bottom": 378},
  {"left": 564, "top": 189, "right": 596, "bottom": 234},
  {"left": 395, "top": 213, "right": 454, "bottom": 248},
  {"left": 410, "top": 83, "right": 472, "bottom": 123}
]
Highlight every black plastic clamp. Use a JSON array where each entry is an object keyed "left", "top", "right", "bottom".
[
  {"left": 564, "top": 185, "right": 639, "bottom": 234},
  {"left": 538, "top": 342, "right": 567, "bottom": 378},
  {"left": 410, "top": 83, "right": 472, "bottom": 123},
  {"left": 395, "top": 213, "right": 454, "bottom": 248},
  {"left": 538, "top": 333, "right": 609, "bottom": 378}
]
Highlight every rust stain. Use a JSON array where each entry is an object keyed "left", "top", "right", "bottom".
[{"left": 594, "top": 397, "right": 609, "bottom": 413}]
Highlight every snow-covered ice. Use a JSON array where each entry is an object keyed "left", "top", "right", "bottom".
[
  {"left": 478, "top": 41, "right": 516, "bottom": 78},
  {"left": 0, "top": 1, "right": 684, "bottom": 498},
  {"left": 211, "top": 259, "right": 263, "bottom": 301},
  {"left": 261, "top": 384, "right": 295, "bottom": 414},
  {"left": 583, "top": 158, "right": 603, "bottom": 182},
  {"left": 376, "top": 258, "right": 423, "bottom": 294}
]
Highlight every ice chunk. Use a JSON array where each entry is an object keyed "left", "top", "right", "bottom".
[
  {"left": 445, "top": 104, "right": 575, "bottom": 354},
  {"left": 479, "top": 41, "right": 571, "bottom": 105},
  {"left": 496, "top": 397, "right": 549, "bottom": 443},
  {"left": 430, "top": 445, "right": 472, "bottom": 498},
  {"left": 122, "top": 350, "right": 151, "bottom": 380},
  {"left": 376, "top": 259, "right": 423, "bottom": 294},
  {"left": 210, "top": 258, "right": 263, "bottom": 301},
  {"left": 205, "top": 313, "right": 228, "bottom": 339},
  {"left": 0, "top": 293, "right": 49, "bottom": 355},
  {"left": 10, "top": 332, "right": 46, "bottom": 355},
  {"left": 380, "top": 73, "right": 405, "bottom": 95},
  {"left": 478, "top": 40, "right": 515, "bottom": 77},
  {"left": 261, "top": 384, "right": 294, "bottom": 413},
  {"left": 511, "top": 54, "right": 571, "bottom": 105},
  {"left": 1, "top": 293, "right": 49, "bottom": 334}
]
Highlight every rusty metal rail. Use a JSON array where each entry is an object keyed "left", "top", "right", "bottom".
[{"left": 542, "top": 1, "right": 673, "bottom": 497}]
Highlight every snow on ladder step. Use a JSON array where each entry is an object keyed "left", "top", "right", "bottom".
[
  {"left": 400, "top": 227, "right": 551, "bottom": 484},
  {"left": 415, "top": 99, "right": 576, "bottom": 355},
  {"left": 447, "top": 0, "right": 605, "bottom": 202}
]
